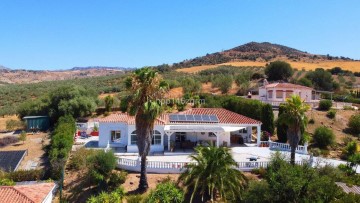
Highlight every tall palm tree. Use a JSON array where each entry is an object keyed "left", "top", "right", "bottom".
[
  {"left": 125, "top": 67, "right": 168, "bottom": 191},
  {"left": 278, "top": 95, "right": 310, "bottom": 165},
  {"left": 179, "top": 145, "right": 247, "bottom": 202}
]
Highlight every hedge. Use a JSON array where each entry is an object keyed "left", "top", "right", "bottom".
[
  {"left": 49, "top": 115, "right": 76, "bottom": 179},
  {"left": 201, "top": 94, "right": 274, "bottom": 134}
]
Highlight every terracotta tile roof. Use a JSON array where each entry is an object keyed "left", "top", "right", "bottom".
[
  {"left": 336, "top": 182, "right": 360, "bottom": 194},
  {"left": 0, "top": 182, "right": 55, "bottom": 203},
  {"left": 261, "top": 82, "right": 313, "bottom": 90},
  {"left": 175, "top": 108, "right": 262, "bottom": 125},
  {"left": 97, "top": 112, "right": 168, "bottom": 125},
  {"left": 98, "top": 108, "right": 261, "bottom": 125}
]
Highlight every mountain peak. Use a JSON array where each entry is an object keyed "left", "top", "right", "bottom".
[{"left": 171, "top": 41, "right": 331, "bottom": 69}]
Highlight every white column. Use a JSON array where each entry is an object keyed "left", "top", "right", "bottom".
[
  {"left": 127, "top": 130, "right": 131, "bottom": 146},
  {"left": 257, "top": 125, "right": 261, "bottom": 146},
  {"left": 167, "top": 132, "right": 171, "bottom": 151},
  {"left": 216, "top": 132, "right": 220, "bottom": 147}
]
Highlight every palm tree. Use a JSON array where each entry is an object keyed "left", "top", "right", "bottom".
[
  {"left": 179, "top": 145, "right": 247, "bottom": 202},
  {"left": 278, "top": 95, "right": 310, "bottom": 165},
  {"left": 125, "top": 67, "right": 168, "bottom": 191}
]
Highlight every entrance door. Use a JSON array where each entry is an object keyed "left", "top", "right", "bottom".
[{"left": 175, "top": 132, "right": 186, "bottom": 148}]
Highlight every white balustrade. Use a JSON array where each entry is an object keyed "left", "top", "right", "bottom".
[{"left": 117, "top": 157, "right": 308, "bottom": 173}]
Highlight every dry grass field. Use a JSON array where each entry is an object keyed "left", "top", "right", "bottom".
[
  {"left": 177, "top": 60, "right": 360, "bottom": 73},
  {"left": 0, "top": 115, "right": 20, "bottom": 131}
]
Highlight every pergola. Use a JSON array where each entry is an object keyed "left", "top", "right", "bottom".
[{"left": 164, "top": 125, "right": 251, "bottom": 150}]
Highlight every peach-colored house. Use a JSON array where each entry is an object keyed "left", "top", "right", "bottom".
[{"left": 258, "top": 81, "right": 320, "bottom": 106}]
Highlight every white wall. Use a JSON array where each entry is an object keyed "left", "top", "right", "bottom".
[
  {"left": 259, "top": 87, "right": 313, "bottom": 102},
  {"left": 98, "top": 122, "right": 128, "bottom": 148},
  {"left": 166, "top": 131, "right": 230, "bottom": 147},
  {"left": 127, "top": 125, "right": 165, "bottom": 153}
]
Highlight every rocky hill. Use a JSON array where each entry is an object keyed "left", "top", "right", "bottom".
[
  {"left": 0, "top": 66, "right": 130, "bottom": 84},
  {"left": 172, "top": 42, "right": 355, "bottom": 69}
]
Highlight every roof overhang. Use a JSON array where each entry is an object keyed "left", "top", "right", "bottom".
[{"left": 164, "top": 125, "right": 245, "bottom": 133}]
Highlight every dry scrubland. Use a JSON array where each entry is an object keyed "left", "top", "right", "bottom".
[
  {"left": 177, "top": 60, "right": 360, "bottom": 73},
  {"left": 0, "top": 115, "right": 20, "bottom": 131}
]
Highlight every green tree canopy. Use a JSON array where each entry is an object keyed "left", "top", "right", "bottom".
[
  {"left": 17, "top": 85, "right": 97, "bottom": 123},
  {"left": 265, "top": 61, "right": 294, "bottom": 81},
  {"left": 179, "top": 146, "right": 247, "bottom": 202},
  {"left": 305, "top": 68, "right": 337, "bottom": 91},
  {"left": 182, "top": 77, "right": 201, "bottom": 95}
]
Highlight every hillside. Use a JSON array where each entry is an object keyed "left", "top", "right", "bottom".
[
  {"left": 0, "top": 66, "right": 129, "bottom": 84},
  {"left": 172, "top": 42, "right": 360, "bottom": 73}
]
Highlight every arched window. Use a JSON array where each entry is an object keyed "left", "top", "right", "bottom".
[{"left": 130, "top": 130, "right": 162, "bottom": 145}]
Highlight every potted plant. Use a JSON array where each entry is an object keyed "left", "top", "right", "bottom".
[{"left": 91, "top": 124, "right": 99, "bottom": 136}]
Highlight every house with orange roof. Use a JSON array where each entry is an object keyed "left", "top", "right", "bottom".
[
  {"left": 0, "top": 182, "right": 56, "bottom": 203},
  {"left": 258, "top": 81, "right": 321, "bottom": 107},
  {"left": 96, "top": 108, "right": 262, "bottom": 153}
]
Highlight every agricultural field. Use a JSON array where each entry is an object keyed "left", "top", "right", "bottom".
[{"left": 177, "top": 60, "right": 360, "bottom": 73}]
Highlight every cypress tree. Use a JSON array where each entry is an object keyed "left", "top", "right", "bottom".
[
  {"left": 261, "top": 104, "right": 275, "bottom": 134},
  {"left": 277, "top": 104, "right": 288, "bottom": 143}
]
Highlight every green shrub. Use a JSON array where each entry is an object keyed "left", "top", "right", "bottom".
[
  {"left": 0, "top": 178, "right": 15, "bottom": 186},
  {"left": 69, "top": 148, "right": 97, "bottom": 170},
  {"left": 343, "top": 106, "right": 355, "bottom": 110},
  {"left": 243, "top": 181, "right": 271, "bottom": 203},
  {"left": 251, "top": 167, "right": 267, "bottom": 178},
  {"left": 342, "top": 141, "right": 358, "bottom": 159},
  {"left": 264, "top": 153, "right": 343, "bottom": 203},
  {"left": 126, "top": 195, "right": 144, "bottom": 203},
  {"left": 145, "top": 181, "right": 184, "bottom": 203},
  {"left": 335, "top": 193, "right": 360, "bottom": 203},
  {"left": 342, "top": 136, "right": 353, "bottom": 146},
  {"left": 2, "top": 169, "right": 44, "bottom": 182},
  {"left": 326, "top": 109, "right": 336, "bottom": 119},
  {"left": 348, "top": 114, "right": 360, "bottom": 134},
  {"left": 107, "top": 171, "right": 127, "bottom": 189},
  {"left": 88, "top": 150, "right": 117, "bottom": 185},
  {"left": 87, "top": 187, "right": 125, "bottom": 203},
  {"left": 313, "top": 126, "right": 335, "bottom": 149},
  {"left": 319, "top": 100, "right": 332, "bottom": 111}
]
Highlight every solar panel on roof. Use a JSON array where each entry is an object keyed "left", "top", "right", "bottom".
[
  {"left": 185, "top": 115, "right": 194, "bottom": 121},
  {"left": 194, "top": 115, "right": 202, "bottom": 121},
  {"left": 178, "top": 115, "right": 186, "bottom": 121},
  {"left": 169, "top": 114, "right": 219, "bottom": 123},
  {"left": 209, "top": 115, "right": 219, "bottom": 122},
  {"left": 202, "top": 115, "right": 211, "bottom": 121},
  {"left": 169, "top": 115, "right": 178, "bottom": 121}
]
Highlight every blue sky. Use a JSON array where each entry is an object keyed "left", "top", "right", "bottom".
[{"left": 0, "top": 0, "right": 359, "bottom": 70}]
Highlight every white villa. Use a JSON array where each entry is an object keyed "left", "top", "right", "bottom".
[
  {"left": 96, "top": 108, "right": 262, "bottom": 153},
  {"left": 258, "top": 81, "right": 321, "bottom": 106}
]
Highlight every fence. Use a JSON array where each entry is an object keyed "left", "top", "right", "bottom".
[
  {"left": 117, "top": 157, "right": 308, "bottom": 173},
  {"left": 259, "top": 141, "right": 308, "bottom": 154}
]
